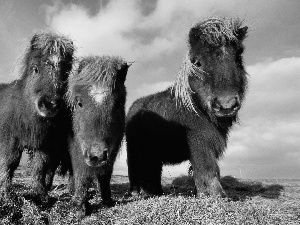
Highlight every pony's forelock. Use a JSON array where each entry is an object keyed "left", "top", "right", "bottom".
[
  {"left": 190, "top": 17, "right": 244, "bottom": 48},
  {"left": 31, "top": 32, "right": 75, "bottom": 57},
  {"left": 18, "top": 32, "right": 75, "bottom": 81},
  {"left": 66, "top": 55, "right": 126, "bottom": 106}
]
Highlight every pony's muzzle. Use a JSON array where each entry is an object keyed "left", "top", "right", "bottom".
[
  {"left": 211, "top": 95, "right": 241, "bottom": 117},
  {"left": 35, "top": 96, "right": 61, "bottom": 117},
  {"left": 84, "top": 145, "right": 108, "bottom": 167}
]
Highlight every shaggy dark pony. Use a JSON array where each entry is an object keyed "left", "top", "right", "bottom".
[
  {"left": 126, "top": 17, "right": 248, "bottom": 197},
  {"left": 66, "top": 55, "right": 130, "bottom": 217},
  {"left": 0, "top": 32, "right": 74, "bottom": 202}
]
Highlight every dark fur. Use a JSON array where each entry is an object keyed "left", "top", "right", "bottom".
[
  {"left": 0, "top": 32, "right": 74, "bottom": 202},
  {"left": 66, "top": 56, "right": 129, "bottom": 217},
  {"left": 126, "top": 17, "right": 248, "bottom": 197}
]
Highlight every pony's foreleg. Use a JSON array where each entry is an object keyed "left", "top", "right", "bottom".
[
  {"left": 31, "top": 150, "right": 59, "bottom": 203},
  {"left": 45, "top": 169, "right": 56, "bottom": 191},
  {"left": 189, "top": 144, "right": 225, "bottom": 197},
  {"left": 97, "top": 166, "right": 113, "bottom": 206},
  {"left": 0, "top": 143, "right": 22, "bottom": 199},
  {"left": 67, "top": 172, "right": 75, "bottom": 194},
  {"left": 31, "top": 151, "right": 48, "bottom": 202},
  {"left": 72, "top": 169, "right": 90, "bottom": 218}
]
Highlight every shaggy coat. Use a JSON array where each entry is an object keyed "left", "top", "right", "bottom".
[
  {"left": 0, "top": 32, "right": 74, "bottom": 201},
  {"left": 126, "top": 17, "right": 248, "bottom": 197},
  {"left": 66, "top": 56, "right": 129, "bottom": 217}
]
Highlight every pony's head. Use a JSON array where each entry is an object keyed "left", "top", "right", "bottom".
[
  {"left": 67, "top": 56, "right": 130, "bottom": 167},
  {"left": 173, "top": 17, "right": 248, "bottom": 124},
  {"left": 23, "top": 32, "right": 74, "bottom": 118}
]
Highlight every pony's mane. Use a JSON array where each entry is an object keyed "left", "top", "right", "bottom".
[
  {"left": 171, "top": 53, "right": 205, "bottom": 115},
  {"left": 172, "top": 17, "right": 245, "bottom": 115},
  {"left": 192, "top": 17, "right": 244, "bottom": 47},
  {"left": 20, "top": 32, "right": 75, "bottom": 79},
  {"left": 67, "top": 55, "right": 126, "bottom": 103}
]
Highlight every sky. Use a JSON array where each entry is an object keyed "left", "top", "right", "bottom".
[{"left": 1, "top": 0, "right": 299, "bottom": 179}]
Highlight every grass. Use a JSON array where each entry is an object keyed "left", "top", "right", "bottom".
[{"left": 0, "top": 165, "right": 299, "bottom": 224}]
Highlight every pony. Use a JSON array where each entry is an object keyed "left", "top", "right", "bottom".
[
  {"left": 66, "top": 55, "right": 130, "bottom": 217},
  {"left": 126, "top": 17, "right": 248, "bottom": 197},
  {"left": 0, "top": 32, "right": 74, "bottom": 202}
]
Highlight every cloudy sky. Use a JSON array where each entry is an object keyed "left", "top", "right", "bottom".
[{"left": 1, "top": 0, "right": 299, "bottom": 179}]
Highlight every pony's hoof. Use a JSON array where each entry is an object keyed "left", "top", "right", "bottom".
[
  {"left": 24, "top": 192, "right": 50, "bottom": 206},
  {"left": 74, "top": 208, "right": 86, "bottom": 220},
  {"left": 123, "top": 191, "right": 132, "bottom": 197},
  {"left": 71, "top": 199, "right": 88, "bottom": 218}
]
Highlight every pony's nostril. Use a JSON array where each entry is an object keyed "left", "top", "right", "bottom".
[
  {"left": 194, "top": 60, "right": 202, "bottom": 67},
  {"left": 51, "top": 100, "right": 57, "bottom": 108},
  {"left": 211, "top": 98, "right": 221, "bottom": 111},
  {"left": 228, "top": 96, "right": 240, "bottom": 111},
  {"left": 36, "top": 96, "right": 60, "bottom": 117},
  {"left": 89, "top": 151, "right": 107, "bottom": 164},
  {"left": 90, "top": 156, "right": 99, "bottom": 162},
  {"left": 38, "top": 98, "right": 52, "bottom": 110},
  {"left": 190, "top": 58, "right": 202, "bottom": 67},
  {"left": 103, "top": 151, "right": 108, "bottom": 161},
  {"left": 232, "top": 102, "right": 240, "bottom": 110},
  {"left": 233, "top": 96, "right": 241, "bottom": 110}
]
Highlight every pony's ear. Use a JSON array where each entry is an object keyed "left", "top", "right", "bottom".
[
  {"left": 236, "top": 26, "right": 248, "bottom": 41},
  {"left": 117, "top": 62, "right": 132, "bottom": 84},
  {"left": 30, "top": 34, "right": 39, "bottom": 50}
]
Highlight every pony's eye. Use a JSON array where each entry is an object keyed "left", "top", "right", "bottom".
[
  {"left": 195, "top": 61, "right": 202, "bottom": 67},
  {"left": 191, "top": 58, "right": 202, "bottom": 67},
  {"left": 32, "top": 66, "right": 39, "bottom": 74},
  {"left": 75, "top": 96, "right": 83, "bottom": 108},
  {"left": 60, "top": 73, "right": 68, "bottom": 82}
]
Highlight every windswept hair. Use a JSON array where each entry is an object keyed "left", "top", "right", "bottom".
[
  {"left": 67, "top": 55, "right": 127, "bottom": 105},
  {"left": 171, "top": 53, "right": 205, "bottom": 115},
  {"left": 20, "top": 31, "right": 75, "bottom": 79},
  {"left": 190, "top": 17, "right": 245, "bottom": 48},
  {"left": 30, "top": 32, "right": 75, "bottom": 56},
  {"left": 172, "top": 17, "right": 246, "bottom": 115}
]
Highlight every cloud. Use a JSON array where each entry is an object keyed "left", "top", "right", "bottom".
[
  {"left": 221, "top": 57, "right": 300, "bottom": 179},
  {"left": 133, "top": 80, "right": 173, "bottom": 97},
  {"left": 44, "top": 0, "right": 255, "bottom": 63},
  {"left": 46, "top": 1, "right": 139, "bottom": 60},
  {"left": 221, "top": 120, "right": 300, "bottom": 179},
  {"left": 243, "top": 57, "right": 300, "bottom": 120},
  {"left": 125, "top": 66, "right": 174, "bottom": 108},
  {"left": 45, "top": 0, "right": 196, "bottom": 62}
]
